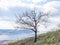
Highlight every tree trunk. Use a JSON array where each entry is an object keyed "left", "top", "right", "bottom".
[{"left": 34, "top": 30, "right": 37, "bottom": 42}]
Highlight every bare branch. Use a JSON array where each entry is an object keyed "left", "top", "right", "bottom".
[
  {"left": 16, "top": 9, "right": 49, "bottom": 31},
  {"left": 16, "top": 26, "right": 35, "bottom": 32}
]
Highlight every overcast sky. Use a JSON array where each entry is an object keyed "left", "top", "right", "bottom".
[{"left": 0, "top": 0, "right": 60, "bottom": 29}]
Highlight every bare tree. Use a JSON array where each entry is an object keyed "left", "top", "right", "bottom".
[{"left": 16, "top": 9, "right": 49, "bottom": 42}]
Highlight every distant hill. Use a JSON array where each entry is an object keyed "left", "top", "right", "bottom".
[{"left": 8, "top": 29, "right": 60, "bottom": 45}]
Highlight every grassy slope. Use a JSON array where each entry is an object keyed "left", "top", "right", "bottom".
[{"left": 8, "top": 30, "right": 60, "bottom": 45}]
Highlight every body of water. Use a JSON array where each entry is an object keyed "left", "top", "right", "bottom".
[{"left": 0, "top": 29, "right": 35, "bottom": 40}]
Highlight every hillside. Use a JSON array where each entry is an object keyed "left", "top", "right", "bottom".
[{"left": 8, "top": 30, "right": 60, "bottom": 45}]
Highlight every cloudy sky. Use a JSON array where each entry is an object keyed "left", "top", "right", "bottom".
[
  {"left": 0, "top": 0, "right": 60, "bottom": 29},
  {"left": 0, "top": 0, "right": 60, "bottom": 41}
]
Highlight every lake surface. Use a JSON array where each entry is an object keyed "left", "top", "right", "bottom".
[
  {"left": 0, "top": 29, "right": 35, "bottom": 40},
  {"left": 0, "top": 29, "right": 35, "bottom": 45}
]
